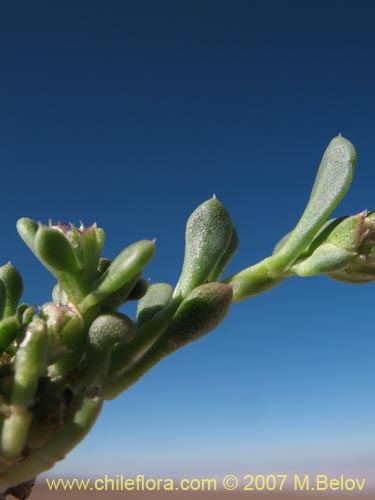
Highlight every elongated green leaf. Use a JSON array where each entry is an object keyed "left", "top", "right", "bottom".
[
  {"left": 79, "top": 240, "right": 155, "bottom": 312},
  {"left": 174, "top": 196, "right": 233, "bottom": 298},
  {"left": 0, "top": 263, "right": 23, "bottom": 318},
  {"left": 270, "top": 135, "right": 356, "bottom": 272}
]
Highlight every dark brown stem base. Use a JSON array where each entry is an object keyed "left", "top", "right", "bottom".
[{"left": 0, "top": 477, "right": 35, "bottom": 500}]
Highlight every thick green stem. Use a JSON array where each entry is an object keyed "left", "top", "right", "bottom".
[
  {"left": 104, "top": 344, "right": 165, "bottom": 400},
  {"left": 109, "top": 299, "right": 180, "bottom": 373},
  {"left": 1, "top": 318, "right": 48, "bottom": 460},
  {"left": 0, "top": 394, "right": 103, "bottom": 492},
  {"left": 105, "top": 282, "right": 233, "bottom": 399},
  {"left": 223, "top": 256, "right": 289, "bottom": 302}
]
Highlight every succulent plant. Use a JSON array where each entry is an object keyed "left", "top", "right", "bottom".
[{"left": 0, "top": 135, "right": 372, "bottom": 499}]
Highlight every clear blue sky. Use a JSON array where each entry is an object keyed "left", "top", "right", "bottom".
[{"left": 1, "top": 1, "right": 375, "bottom": 482}]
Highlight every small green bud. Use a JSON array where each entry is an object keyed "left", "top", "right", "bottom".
[
  {"left": 291, "top": 213, "right": 365, "bottom": 277},
  {"left": 40, "top": 302, "right": 77, "bottom": 336},
  {"left": 0, "top": 262, "right": 24, "bottom": 317},
  {"left": 326, "top": 212, "right": 366, "bottom": 251},
  {"left": 136, "top": 283, "right": 173, "bottom": 327},
  {"left": 293, "top": 213, "right": 366, "bottom": 277},
  {"left": 126, "top": 278, "right": 149, "bottom": 301},
  {"left": 34, "top": 225, "right": 81, "bottom": 276},
  {"left": 19, "top": 220, "right": 106, "bottom": 302},
  {"left": 19, "top": 305, "right": 36, "bottom": 326},
  {"left": 174, "top": 196, "right": 234, "bottom": 298},
  {"left": 327, "top": 212, "right": 375, "bottom": 284},
  {"left": 16, "top": 303, "right": 30, "bottom": 323},
  {"left": 65, "top": 223, "right": 105, "bottom": 285},
  {"left": 88, "top": 313, "right": 135, "bottom": 353}
]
